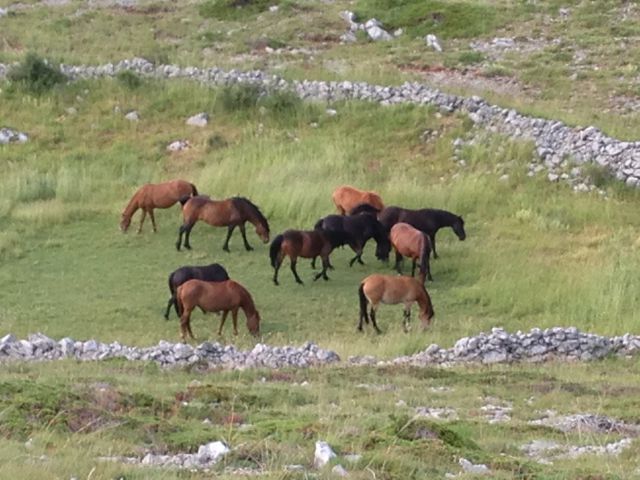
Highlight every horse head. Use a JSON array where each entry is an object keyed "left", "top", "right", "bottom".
[
  {"left": 255, "top": 222, "right": 270, "bottom": 244},
  {"left": 119, "top": 213, "right": 131, "bottom": 232},
  {"left": 453, "top": 216, "right": 466, "bottom": 241},
  {"left": 247, "top": 311, "right": 261, "bottom": 336}
]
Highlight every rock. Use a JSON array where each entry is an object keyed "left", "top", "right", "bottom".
[
  {"left": 0, "top": 127, "right": 28, "bottom": 144},
  {"left": 393, "top": 28, "right": 403, "bottom": 37},
  {"left": 268, "top": 5, "right": 278, "bottom": 12},
  {"left": 344, "top": 454, "right": 362, "bottom": 463},
  {"left": 326, "top": 108, "right": 338, "bottom": 116},
  {"left": 124, "top": 110, "right": 139, "bottom": 121},
  {"left": 186, "top": 112, "right": 209, "bottom": 127},
  {"left": 366, "top": 25, "right": 392, "bottom": 42},
  {"left": 197, "top": 441, "right": 230, "bottom": 463},
  {"left": 459, "top": 458, "right": 489, "bottom": 475},
  {"left": 314, "top": 441, "right": 337, "bottom": 468},
  {"left": 340, "top": 31, "right": 357, "bottom": 43},
  {"left": 167, "top": 139, "right": 190, "bottom": 152},
  {"left": 332, "top": 464, "right": 348, "bottom": 477},
  {"left": 425, "top": 34, "right": 443, "bottom": 52}
]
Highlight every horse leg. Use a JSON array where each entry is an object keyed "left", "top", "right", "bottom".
[
  {"left": 183, "top": 223, "right": 195, "bottom": 250},
  {"left": 411, "top": 259, "right": 417, "bottom": 277},
  {"left": 402, "top": 308, "right": 411, "bottom": 333},
  {"left": 222, "top": 225, "right": 235, "bottom": 252},
  {"left": 273, "top": 256, "right": 282, "bottom": 286},
  {"left": 164, "top": 296, "right": 174, "bottom": 320},
  {"left": 179, "top": 311, "right": 191, "bottom": 341},
  {"left": 349, "top": 244, "right": 364, "bottom": 267},
  {"left": 232, "top": 309, "right": 239, "bottom": 335},
  {"left": 314, "top": 255, "right": 330, "bottom": 281},
  {"left": 395, "top": 250, "right": 403, "bottom": 274},
  {"left": 431, "top": 233, "right": 438, "bottom": 259},
  {"left": 370, "top": 306, "right": 382, "bottom": 334},
  {"left": 218, "top": 311, "right": 228, "bottom": 335},
  {"left": 311, "top": 256, "right": 317, "bottom": 269},
  {"left": 187, "top": 321, "right": 196, "bottom": 341},
  {"left": 137, "top": 210, "right": 147, "bottom": 234},
  {"left": 290, "top": 257, "right": 304, "bottom": 285},
  {"left": 176, "top": 225, "right": 185, "bottom": 251},
  {"left": 149, "top": 210, "right": 157, "bottom": 233},
  {"left": 239, "top": 223, "right": 253, "bottom": 251}
]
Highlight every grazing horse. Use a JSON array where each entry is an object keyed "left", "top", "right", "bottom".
[
  {"left": 379, "top": 206, "right": 466, "bottom": 259},
  {"left": 176, "top": 279, "right": 260, "bottom": 340},
  {"left": 390, "top": 223, "right": 433, "bottom": 283},
  {"left": 176, "top": 196, "right": 270, "bottom": 252},
  {"left": 332, "top": 185, "right": 385, "bottom": 215},
  {"left": 270, "top": 229, "right": 350, "bottom": 285},
  {"left": 120, "top": 179, "right": 198, "bottom": 233},
  {"left": 164, "top": 263, "right": 230, "bottom": 320},
  {"left": 358, "top": 274, "right": 435, "bottom": 334},
  {"left": 313, "top": 213, "right": 391, "bottom": 267}
]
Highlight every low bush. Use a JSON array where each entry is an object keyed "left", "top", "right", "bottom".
[{"left": 8, "top": 53, "right": 67, "bottom": 95}]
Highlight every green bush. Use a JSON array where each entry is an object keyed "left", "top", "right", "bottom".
[
  {"left": 217, "top": 83, "right": 262, "bottom": 112},
  {"left": 116, "top": 70, "right": 143, "bottom": 89},
  {"left": 8, "top": 53, "right": 67, "bottom": 95},
  {"left": 259, "top": 89, "right": 301, "bottom": 116}
]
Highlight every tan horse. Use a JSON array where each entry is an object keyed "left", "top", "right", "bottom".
[
  {"left": 358, "top": 274, "right": 434, "bottom": 334},
  {"left": 176, "top": 279, "right": 260, "bottom": 340},
  {"left": 120, "top": 179, "right": 198, "bottom": 233},
  {"left": 332, "top": 185, "right": 385, "bottom": 215},
  {"left": 390, "top": 222, "right": 433, "bottom": 284},
  {"left": 176, "top": 196, "right": 270, "bottom": 252}
]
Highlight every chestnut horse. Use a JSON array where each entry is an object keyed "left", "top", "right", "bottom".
[
  {"left": 176, "top": 279, "right": 260, "bottom": 340},
  {"left": 390, "top": 223, "right": 433, "bottom": 283},
  {"left": 332, "top": 185, "right": 384, "bottom": 215},
  {"left": 164, "top": 263, "right": 230, "bottom": 320},
  {"left": 379, "top": 206, "right": 466, "bottom": 259},
  {"left": 358, "top": 274, "right": 435, "bottom": 334},
  {"left": 120, "top": 179, "right": 198, "bottom": 233},
  {"left": 176, "top": 196, "right": 270, "bottom": 252},
  {"left": 270, "top": 229, "right": 350, "bottom": 285}
]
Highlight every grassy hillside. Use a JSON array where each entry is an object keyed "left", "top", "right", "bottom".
[{"left": 2, "top": 1, "right": 640, "bottom": 477}]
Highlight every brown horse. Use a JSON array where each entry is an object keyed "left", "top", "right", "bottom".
[
  {"left": 176, "top": 196, "right": 270, "bottom": 252},
  {"left": 390, "top": 222, "right": 433, "bottom": 283},
  {"left": 120, "top": 179, "right": 198, "bottom": 233},
  {"left": 358, "top": 274, "right": 435, "bottom": 334},
  {"left": 269, "top": 229, "right": 350, "bottom": 285},
  {"left": 176, "top": 279, "right": 260, "bottom": 340},
  {"left": 332, "top": 185, "right": 385, "bottom": 215}
]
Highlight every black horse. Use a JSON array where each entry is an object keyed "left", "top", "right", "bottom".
[
  {"left": 313, "top": 213, "right": 391, "bottom": 267},
  {"left": 164, "top": 263, "right": 230, "bottom": 319},
  {"left": 378, "top": 206, "right": 466, "bottom": 259}
]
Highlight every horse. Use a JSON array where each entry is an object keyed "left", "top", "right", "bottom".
[
  {"left": 270, "top": 229, "right": 350, "bottom": 285},
  {"left": 120, "top": 179, "right": 198, "bottom": 233},
  {"left": 312, "top": 213, "right": 390, "bottom": 267},
  {"left": 358, "top": 274, "right": 435, "bottom": 334},
  {"left": 176, "top": 279, "right": 260, "bottom": 340},
  {"left": 164, "top": 263, "right": 230, "bottom": 320},
  {"left": 390, "top": 223, "right": 433, "bottom": 283},
  {"left": 378, "top": 206, "right": 466, "bottom": 259},
  {"left": 176, "top": 196, "right": 270, "bottom": 252},
  {"left": 349, "top": 203, "right": 383, "bottom": 217},
  {"left": 332, "top": 185, "right": 385, "bottom": 215}
]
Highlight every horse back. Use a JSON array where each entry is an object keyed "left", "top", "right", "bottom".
[{"left": 390, "top": 223, "right": 424, "bottom": 257}]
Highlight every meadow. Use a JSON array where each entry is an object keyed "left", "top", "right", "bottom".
[{"left": 2, "top": 0, "right": 640, "bottom": 477}]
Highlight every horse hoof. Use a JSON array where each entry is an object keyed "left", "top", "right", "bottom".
[
  {"left": 185, "top": 245, "right": 191, "bottom": 250},
  {"left": 223, "top": 247, "right": 230, "bottom": 253},
  {"left": 245, "top": 246, "right": 254, "bottom": 251}
]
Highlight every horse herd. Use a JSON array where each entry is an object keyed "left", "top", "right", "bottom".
[{"left": 120, "top": 181, "right": 467, "bottom": 340}]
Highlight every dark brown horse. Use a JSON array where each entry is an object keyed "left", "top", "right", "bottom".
[
  {"left": 379, "top": 206, "right": 466, "bottom": 259},
  {"left": 358, "top": 274, "right": 435, "bottom": 334},
  {"left": 176, "top": 196, "right": 270, "bottom": 252},
  {"left": 120, "top": 179, "right": 198, "bottom": 233},
  {"left": 164, "top": 263, "right": 230, "bottom": 320},
  {"left": 176, "top": 279, "right": 260, "bottom": 340},
  {"left": 390, "top": 222, "right": 433, "bottom": 283},
  {"left": 332, "top": 185, "right": 385, "bottom": 215},
  {"left": 269, "top": 229, "right": 350, "bottom": 285}
]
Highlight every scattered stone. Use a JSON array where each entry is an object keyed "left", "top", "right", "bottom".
[
  {"left": 459, "top": 458, "right": 489, "bottom": 475},
  {"left": 326, "top": 108, "right": 337, "bottom": 116},
  {"left": 186, "top": 112, "right": 209, "bottom": 127},
  {"left": 339, "top": 31, "right": 357, "bottom": 43},
  {"left": 425, "top": 34, "right": 443, "bottom": 52},
  {"left": 332, "top": 464, "right": 348, "bottom": 477},
  {"left": 167, "top": 139, "right": 190, "bottom": 152},
  {"left": 0, "top": 127, "right": 28, "bottom": 144},
  {"left": 529, "top": 412, "right": 640, "bottom": 435},
  {"left": 344, "top": 454, "right": 362, "bottom": 463},
  {"left": 124, "top": 110, "right": 139, "bottom": 121},
  {"left": 415, "top": 406, "right": 458, "bottom": 420},
  {"left": 365, "top": 20, "right": 393, "bottom": 42},
  {"left": 393, "top": 28, "right": 403, "bottom": 37},
  {"left": 65, "top": 107, "right": 78, "bottom": 115},
  {"left": 314, "top": 441, "right": 337, "bottom": 468},
  {"left": 197, "top": 441, "right": 230, "bottom": 463},
  {"left": 268, "top": 5, "right": 278, "bottom": 12},
  {"left": 0, "top": 7, "right": 7, "bottom": 16}
]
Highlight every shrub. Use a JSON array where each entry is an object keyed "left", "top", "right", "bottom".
[
  {"left": 207, "top": 133, "right": 229, "bottom": 150},
  {"left": 8, "top": 53, "right": 67, "bottom": 95},
  {"left": 457, "top": 51, "right": 485, "bottom": 65},
  {"left": 217, "top": 84, "right": 262, "bottom": 112},
  {"left": 258, "top": 90, "right": 301, "bottom": 116},
  {"left": 116, "top": 70, "right": 143, "bottom": 89}
]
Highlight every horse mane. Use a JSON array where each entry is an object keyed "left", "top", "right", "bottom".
[
  {"left": 422, "top": 208, "right": 461, "bottom": 223},
  {"left": 349, "top": 203, "right": 381, "bottom": 216},
  {"left": 232, "top": 197, "right": 270, "bottom": 232}
]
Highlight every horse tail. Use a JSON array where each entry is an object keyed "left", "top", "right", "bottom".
[
  {"left": 269, "top": 234, "right": 284, "bottom": 268},
  {"left": 419, "top": 234, "right": 430, "bottom": 278},
  {"left": 190, "top": 183, "right": 198, "bottom": 196},
  {"left": 175, "top": 284, "right": 185, "bottom": 317},
  {"left": 358, "top": 282, "right": 369, "bottom": 325},
  {"left": 178, "top": 195, "right": 192, "bottom": 207}
]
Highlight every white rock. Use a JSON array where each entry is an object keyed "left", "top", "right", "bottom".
[
  {"left": 326, "top": 108, "right": 337, "bottom": 116},
  {"left": 186, "top": 112, "right": 209, "bottom": 127},
  {"left": 366, "top": 25, "right": 392, "bottom": 42},
  {"left": 167, "top": 139, "right": 190, "bottom": 152},
  {"left": 314, "top": 441, "right": 337, "bottom": 468},
  {"left": 197, "top": 441, "right": 230, "bottom": 463},
  {"left": 393, "top": 28, "right": 403, "bottom": 37},
  {"left": 459, "top": 458, "right": 489, "bottom": 475},
  {"left": 332, "top": 464, "right": 348, "bottom": 477},
  {"left": 425, "top": 34, "right": 443, "bottom": 52},
  {"left": 268, "top": 5, "right": 278, "bottom": 12},
  {"left": 124, "top": 110, "right": 139, "bottom": 121}
]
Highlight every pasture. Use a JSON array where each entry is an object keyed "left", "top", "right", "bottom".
[{"left": 2, "top": 0, "right": 640, "bottom": 475}]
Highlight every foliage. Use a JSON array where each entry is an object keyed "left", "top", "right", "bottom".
[
  {"left": 7, "top": 53, "right": 67, "bottom": 95},
  {"left": 116, "top": 70, "right": 143, "bottom": 90}
]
